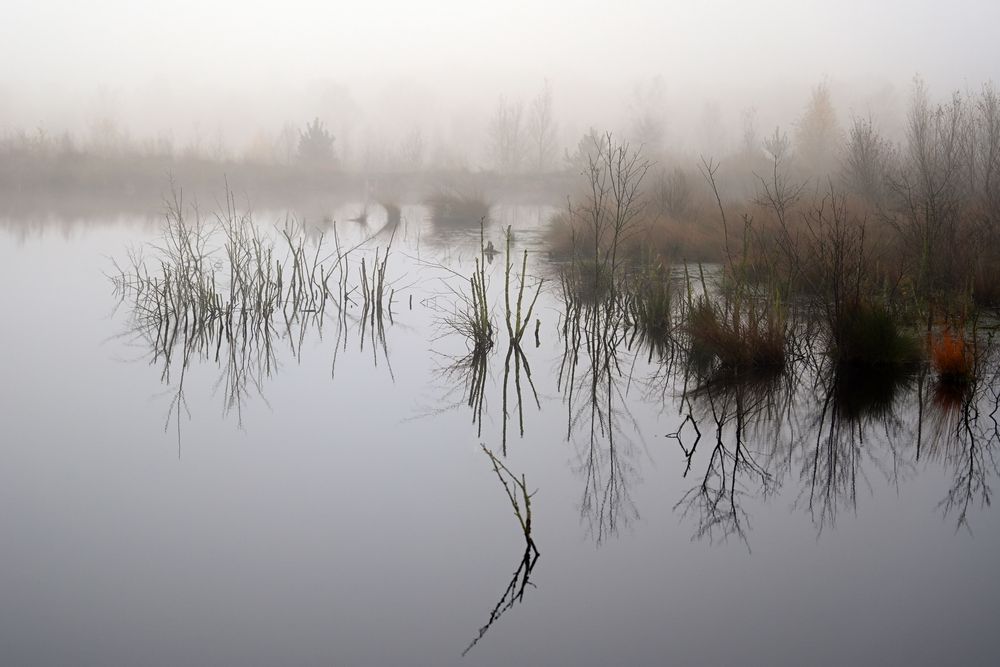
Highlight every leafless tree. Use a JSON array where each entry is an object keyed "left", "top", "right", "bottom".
[
  {"left": 628, "top": 76, "right": 667, "bottom": 154},
  {"left": 842, "top": 115, "right": 896, "bottom": 208},
  {"left": 488, "top": 96, "right": 525, "bottom": 174},
  {"left": 527, "top": 79, "right": 559, "bottom": 173},
  {"left": 571, "top": 132, "right": 652, "bottom": 297},
  {"left": 398, "top": 125, "right": 425, "bottom": 171},
  {"left": 886, "top": 78, "right": 970, "bottom": 296},
  {"left": 654, "top": 166, "right": 692, "bottom": 219}
]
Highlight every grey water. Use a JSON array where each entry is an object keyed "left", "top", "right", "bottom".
[{"left": 1, "top": 203, "right": 998, "bottom": 667}]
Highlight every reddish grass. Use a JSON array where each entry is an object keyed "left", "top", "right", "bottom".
[{"left": 931, "top": 329, "right": 973, "bottom": 380}]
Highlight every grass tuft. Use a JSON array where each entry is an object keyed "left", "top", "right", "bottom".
[{"left": 932, "top": 329, "right": 974, "bottom": 381}]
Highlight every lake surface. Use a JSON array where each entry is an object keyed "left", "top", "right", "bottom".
[{"left": 1, "top": 201, "right": 998, "bottom": 666}]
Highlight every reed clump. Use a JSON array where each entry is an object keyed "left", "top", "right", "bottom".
[
  {"left": 685, "top": 295, "right": 786, "bottom": 371},
  {"left": 502, "top": 226, "right": 543, "bottom": 347},
  {"left": 110, "top": 187, "right": 363, "bottom": 351},
  {"left": 358, "top": 245, "right": 395, "bottom": 330},
  {"left": 830, "top": 302, "right": 921, "bottom": 367},
  {"left": 624, "top": 261, "right": 674, "bottom": 344},
  {"left": 932, "top": 329, "right": 974, "bottom": 382},
  {"left": 443, "top": 218, "right": 495, "bottom": 354}
]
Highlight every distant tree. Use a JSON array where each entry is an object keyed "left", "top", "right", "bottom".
[
  {"left": 698, "top": 101, "right": 727, "bottom": 158},
  {"left": 298, "top": 117, "right": 336, "bottom": 166},
  {"left": 757, "top": 126, "right": 804, "bottom": 230},
  {"left": 488, "top": 96, "right": 525, "bottom": 173},
  {"left": 764, "top": 126, "right": 791, "bottom": 162},
  {"left": 655, "top": 167, "right": 692, "bottom": 219},
  {"left": 399, "top": 126, "right": 425, "bottom": 171},
  {"left": 361, "top": 129, "right": 389, "bottom": 172},
  {"left": 841, "top": 115, "right": 895, "bottom": 207},
  {"left": 887, "top": 77, "right": 971, "bottom": 295},
  {"left": 209, "top": 126, "right": 229, "bottom": 162},
  {"left": 564, "top": 127, "right": 602, "bottom": 175},
  {"left": 527, "top": 79, "right": 559, "bottom": 172},
  {"left": 243, "top": 130, "right": 277, "bottom": 164},
  {"left": 276, "top": 123, "right": 298, "bottom": 165},
  {"left": 88, "top": 115, "right": 127, "bottom": 156},
  {"left": 740, "top": 107, "right": 759, "bottom": 158},
  {"left": 628, "top": 76, "right": 667, "bottom": 154},
  {"left": 795, "top": 82, "right": 843, "bottom": 177}
]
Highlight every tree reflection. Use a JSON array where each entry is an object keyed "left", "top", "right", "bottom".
[
  {"left": 558, "top": 273, "right": 640, "bottom": 544},
  {"left": 800, "top": 363, "right": 917, "bottom": 533},
  {"left": 674, "top": 370, "right": 786, "bottom": 548},
  {"left": 668, "top": 329, "right": 1000, "bottom": 541}
]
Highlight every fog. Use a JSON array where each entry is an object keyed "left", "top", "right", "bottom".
[
  {"left": 3, "top": 0, "right": 999, "bottom": 166},
  {"left": 5, "top": 4, "right": 1000, "bottom": 666}
]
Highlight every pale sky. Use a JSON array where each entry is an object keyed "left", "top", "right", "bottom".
[{"left": 2, "top": 0, "right": 997, "bottom": 154}]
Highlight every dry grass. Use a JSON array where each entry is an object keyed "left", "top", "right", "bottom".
[
  {"left": 830, "top": 303, "right": 921, "bottom": 367},
  {"left": 932, "top": 329, "right": 974, "bottom": 381},
  {"left": 546, "top": 209, "right": 722, "bottom": 264},
  {"left": 686, "top": 297, "right": 785, "bottom": 371}
]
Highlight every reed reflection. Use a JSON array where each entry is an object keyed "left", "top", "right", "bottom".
[{"left": 111, "top": 187, "right": 397, "bottom": 440}]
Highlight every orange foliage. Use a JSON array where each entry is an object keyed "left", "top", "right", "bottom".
[{"left": 932, "top": 330, "right": 973, "bottom": 380}]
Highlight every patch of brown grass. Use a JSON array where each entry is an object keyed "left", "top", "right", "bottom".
[{"left": 686, "top": 297, "right": 785, "bottom": 371}]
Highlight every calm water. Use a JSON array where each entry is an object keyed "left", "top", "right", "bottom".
[{"left": 1, "top": 203, "right": 998, "bottom": 666}]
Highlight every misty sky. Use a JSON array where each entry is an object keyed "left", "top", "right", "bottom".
[{"left": 2, "top": 0, "right": 998, "bottom": 153}]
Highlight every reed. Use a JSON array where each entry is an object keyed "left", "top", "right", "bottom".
[
  {"left": 442, "top": 217, "right": 495, "bottom": 354},
  {"left": 111, "top": 185, "right": 370, "bottom": 364},
  {"left": 932, "top": 328, "right": 974, "bottom": 381},
  {"left": 624, "top": 261, "right": 675, "bottom": 347},
  {"left": 830, "top": 302, "right": 920, "bottom": 367},
  {"left": 502, "top": 226, "right": 543, "bottom": 347},
  {"left": 684, "top": 290, "right": 785, "bottom": 373}
]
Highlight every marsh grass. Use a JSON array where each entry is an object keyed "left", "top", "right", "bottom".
[
  {"left": 111, "top": 185, "right": 399, "bottom": 425},
  {"left": 111, "top": 188, "right": 348, "bottom": 335},
  {"left": 831, "top": 302, "right": 921, "bottom": 367},
  {"left": 932, "top": 328, "right": 974, "bottom": 382},
  {"left": 437, "top": 217, "right": 496, "bottom": 356},
  {"left": 684, "top": 294, "right": 786, "bottom": 372},
  {"left": 426, "top": 188, "right": 490, "bottom": 228},
  {"left": 624, "top": 261, "right": 675, "bottom": 349},
  {"left": 358, "top": 245, "right": 394, "bottom": 326},
  {"left": 502, "top": 225, "right": 543, "bottom": 347}
]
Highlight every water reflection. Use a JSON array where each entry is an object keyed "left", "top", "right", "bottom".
[
  {"left": 111, "top": 194, "right": 398, "bottom": 441},
  {"left": 558, "top": 270, "right": 641, "bottom": 544},
  {"left": 463, "top": 446, "right": 540, "bottom": 656},
  {"left": 674, "top": 371, "right": 786, "bottom": 548},
  {"left": 924, "top": 352, "right": 1000, "bottom": 531},
  {"left": 107, "top": 196, "right": 1000, "bottom": 546},
  {"left": 667, "top": 325, "right": 1000, "bottom": 542}
]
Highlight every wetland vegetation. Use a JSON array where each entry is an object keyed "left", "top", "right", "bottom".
[
  {"left": 4, "top": 3, "right": 1000, "bottom": 658},
  {"left": 85, "top": 79, "right": 1000, "bottom": 657}
]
